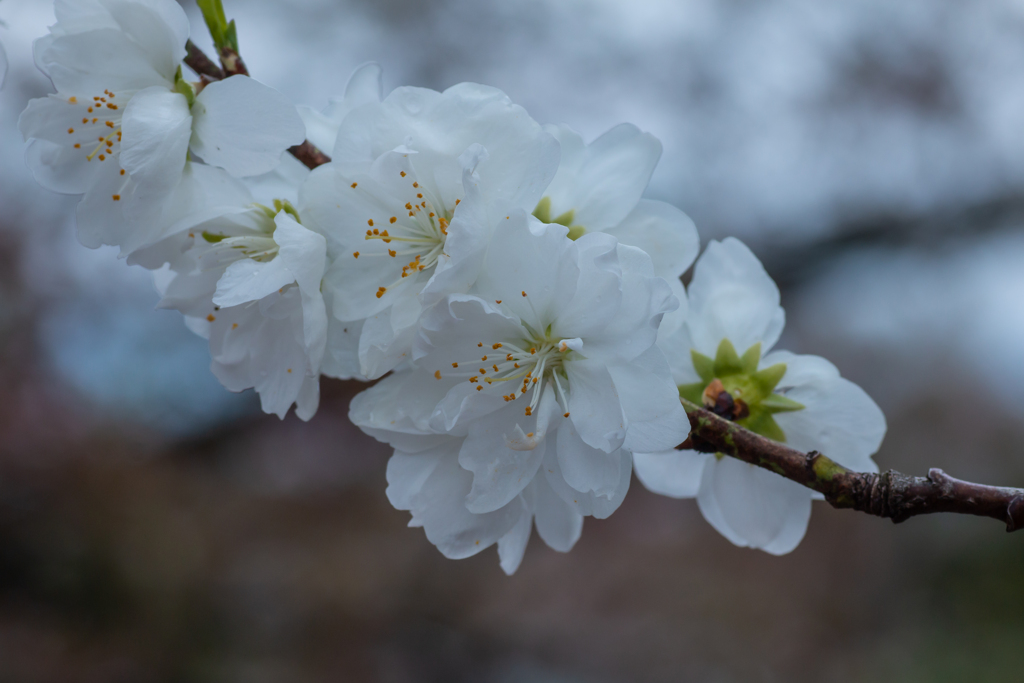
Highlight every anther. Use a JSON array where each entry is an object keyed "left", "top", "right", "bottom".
[
  {"left": 112, "top": 194, "right": 120, "bottom": 201},
  {"left": 525, "top": 407, "right": 533, "bottom": 416},
  {"left": 481, "top": 356, "right": 488, "bottom": 361},
  {"left": 495, "top": 300, "right": 502, "bottom": 304},
  {"left": 353, "top": 252, "right": 360, "bottom": 258},
  {"left": 400, "top": 171, "right": 406, "bottom": 177},
  {"left": 390, "top": 217, "right": 397, "bottom": 224},
  {"left": 368, "top": 219, "right": 374, "bottom": 226},
  {"left": 67, "top": 128, "right": 74, "bottom": 134},
  {"left": 412, "top": 182, "right": 419, "bottom": 188},
  {"left": 207, "top": 314, "right": 216, "bottom": 322},
  {"left": 351, "top": 183, "right": 358, "bottom": 188},
  {"left": 563, "top": 412, "right": 570, "bottom": 418},
  {"left": 451, "top": 363, "right": 459, "bottom": 368},
  {"left": 434, "top": 371, "right": 442, "bottom": 380},
  {"left": 388, "top": 249, "right": 397, "bottom": 257},
  {"left": 492, "top": 343, "right": 503, "bottom": 349}
]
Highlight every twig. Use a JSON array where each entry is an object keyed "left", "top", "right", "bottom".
[
  {"left": 218, "top": 46, "right": 249, "bottom": 77},
  {"left": 185, "top": 40, "right": 224, "bottom": 81},
  {"left": 183, "top": 41, "right": 331, "bottom": 170},
  {"left": 680, "top": 398, "right": 1024, "bottom": 532},
  {"left": 288, "top": 141, "right": 332, "bottom": 169}
]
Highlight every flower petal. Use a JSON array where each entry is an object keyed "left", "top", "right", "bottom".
[
  {"left": 564, "top": 360, "right": 627, "bottom": 452},
  {"left": 608, "top": 346, "right": 691, "bottom": 453},
  {"left": 542, "top": 123, "right": 662, "bottom": 231},
  {"left": 556, "top": 418, "right": 622, "bottom": 498},
  {"left": 497, "top": 505, "right": 533, "bottom": 575},
  {"left": 532, "top": 475, "right": 584, "bottom": 552},
  {"left": 388, "top": 443, "right": 522, "bottom": 559},
  {"left": 457, "top": 387, "right": 558, "bottom": 513},
  {"left": 605, "top": 199, "right": 700, "bottom": 280},
  {"left": 120, "top": 86, "right": 191, "bottom": 192},
  {"left": 697, "top": 456, "right": 812, "bottom": 555},
  {"left": 772, "top": 372, "right": 886, "bottom": 473},
  {"left": 543, "top": 444, "right": 631, "bottom": 519},
  {"left": 40, "top": 28, "right": 173, "bottom": 94},
  {"left": 334, "top": 82, "right": 559, "bottom": 209},
  {"left": 633, "top": 449, "right": 710, "bottom": 499},
  {"left": 687, "top": 238, "right": 785, "bottom": 357},
  {"left": 190, "top": 76, "right": 306, "bottom": 177}
]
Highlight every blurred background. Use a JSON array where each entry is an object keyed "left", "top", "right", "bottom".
[{"left": 1, "top": 0, "right": 1024, "bottom": 680}]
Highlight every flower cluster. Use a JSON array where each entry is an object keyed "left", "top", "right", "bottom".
[{"left": 20, "top": 0, "right": 886, "bottom": 571}]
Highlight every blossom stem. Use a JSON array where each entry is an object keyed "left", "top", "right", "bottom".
[
  {"left": 183, "top": 41, "right": 331, "bottom": 170},
  {"left": 679, "top": 398, "right": 1024, "bottom": 532}
]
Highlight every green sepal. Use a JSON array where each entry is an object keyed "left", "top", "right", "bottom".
[
  {"left": 273, "top": 199, "right": 301, "bottom": 223},
  {"left": 690, "top": 350, "right": 715, "bottom": 383},
  {"left": 552, "top": 209, "right": 575, "bottom": 227},
  {"left": 740, "top": 342, "right": 761, "bottom": 373},
  {"left": 225, "top": 19, "right": 240, "bottom": 52},
  {"left": 751, "top": 363, "right": 787, "bottom": 397},
  {"left": 533, "top": 197, "right": 551, "bottom": 223},
  {"left": 566, "top": 225, "right": 587, "bottom": 240},
  {"left": 173, "top": 66, "right": 196, "bottom": 106},
  {"left": 202, "top": 231, "right": 226, "bottom": 243},
  {"left": 678, "top": 382, "right": 706, "bottom": 406},
  {"left": 713, "top": 338, "right": 744, "bottom": 376},
  {"left": 760, "top": 393, "right": 805, "bottom": 413},
  {"left": 738, "top": 410, "right": 787, "bottom": 443}
]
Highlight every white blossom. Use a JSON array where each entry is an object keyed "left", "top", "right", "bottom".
[
  {"left": 534, "top": 124, "right": 700, "bottom": 282},
  {"left": 19, "top": 0, "right": 305, "bottom": 256},
  {"left": 300, "top": 82, "right": 560, "bottom": 380},
  {"left": 350, "top": 216, "right": 689, "bottom": 571},
  {"left": 634, "top": 238, "right": 886, "bottom": 555},
  {"left": 154, "top": 201, "right": 328, "bottom": 420}
]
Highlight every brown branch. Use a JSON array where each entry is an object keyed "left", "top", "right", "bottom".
[
  {"left": 288, "top": 141, "right": 332, "bottom": 170},
  {"left": 185, "top": 40, "right": 224, "bottom": 81},
  {"left": 680, "top": 398, "right": 1024, "bottom": 532},
  {"left": 218, "top": 46, "right": 249, "bottom": 77},
  {"left": 182, "top": 41, "right": 330, "bottom": 170}
]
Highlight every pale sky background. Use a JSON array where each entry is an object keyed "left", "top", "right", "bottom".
[{"left": 2, "top": 0, "right": 1024, "bottom": 432}]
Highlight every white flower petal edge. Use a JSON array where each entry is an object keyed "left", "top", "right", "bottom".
[
  {"left": 352, "top": 371, "right": 588, "bottom": 574},
  {"left": 635, "top": 237, "right": 886, "bottom": 554},
  {"left": 297, "top": 62, "right": 383, "bottom": 153},
  {"left": 189, "top": 75, "right": 306, "bottom": 178}
]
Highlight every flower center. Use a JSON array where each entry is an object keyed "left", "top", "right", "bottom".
[
  {"left": 194, "top": 200, "right": 297, "bottom": 269},
  {"left": 351, "top": 171, "right": 460, "bottom": 299},
  {"left": 680, "top": 338, "right": 804, "bottom": 442},
  {"left": 64, "top": 90, "right": 124, "bottom": 163},
  {"left": 533, "top": 197, "right": 586, "bottom": 240},
  {"left": 440, "top": 318, "right": 578, "bottom": 420}
]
